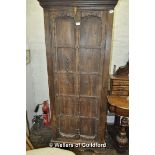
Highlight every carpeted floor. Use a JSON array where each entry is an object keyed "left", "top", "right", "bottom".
[
  {"left": 30, "top": 123, "right": 129, "bottom": 155},
  {"left": 69, "top": 127, "right": 129, "bottom": 155},
  {"left": 72, "top": 149, "right": 128, "bottom": 155}
]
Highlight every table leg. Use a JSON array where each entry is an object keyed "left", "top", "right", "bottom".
[{"left": 116, "top": 117, "right": 128, "bottom": 152}]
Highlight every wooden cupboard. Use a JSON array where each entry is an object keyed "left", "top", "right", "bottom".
[{"left": 38, "top": 0, "right": 118, "bottom": 144}]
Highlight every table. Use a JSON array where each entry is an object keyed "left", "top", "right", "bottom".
[{"left": 107, "top": 96, "right": 129, "bottom": 152}]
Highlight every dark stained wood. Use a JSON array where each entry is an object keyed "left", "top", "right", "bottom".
[
  {"left": 43, "top": 10, "right": 57, "bottom": 139},
  {"left": 39, "top": 0, "right": 118, "bottom": 145},
  {"left": 108, "top": 63, "right": 129, "bottom": 152},
  {"left": 80, "top": 118, "right": 96, "bottom": 137},
  {"left": 80, "top": 16, "right": 102, "bottom": 47},
  {"left": 79, "top": 98, "right": 98, "bottom": 117},
  {"left": 59, "top": 74, "right": 76, "bottom": 95},
  {"left": 60, "top": 97, "right": 78, "bottom": 116},
  {"left": 97, "top": 11, "right": 114, "bottom": 143},
  {"left": 115, "top": 61, "right": 129, "bottom": 76},
  {"left": 57, "top": 48, "right": 76, "bottom": 72},
  {"left": 80, "top": 49, "right": 101, "bottom": 72},
  {"left": 111, "top": 90, "right": 128, "bottom": 96},
  {"left": 107, "top": 96, "right": 129, "bottom": 152},
  {"left": 56, "top": 17, "right": 75, "bottom": 47},
  {"left": 112, "top": 86, "right": 129, "bottom": 91},
  {"left": 112, "top": 79, "right": 129, "bottom": 86},
  {"left": 38, "top": 0, "right": 118, "bottom": 10},
  {"left": 60, "top": 116, "right": 78, "bottom": 136},
  {"left": 109, "top": 63, "right": 129, "bottom": 129},
  {"left": 110, "top": 76, "right": 129, "bottom": 96},
  {"left": 80, "top": 75, "right": 99, "bottom": 96}
]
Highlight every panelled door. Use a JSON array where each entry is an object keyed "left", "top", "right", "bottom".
[{"left": 50, "top": 10, "right": 106, "bottom": 141}]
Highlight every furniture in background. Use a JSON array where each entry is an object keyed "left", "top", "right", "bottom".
[
  {"left": 107, "top": 96, "right": 129, "bottom": 152},
  {"left": 110, "top": 76, "right": 129, "bottom": 96},
  {"left": 109, "top": 74, "right": 129, "bottom": 126},
  {"left": 109, "top": 61, "right": 129, "bottom": 126},
  {"left": 37, "top": 0, "right": 118, "bottom": 147},
  {"left": 107, "top": 62, "right": 129, "bottom": 152}
]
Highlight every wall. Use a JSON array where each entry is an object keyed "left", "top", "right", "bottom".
[
  {"left": 108, "top": 0, "right": 129, "bottom": 123},
  {"left": 26, "top": 0, "right": 49, "bottom": 127},
  {"left": 26, "top": 0, "right": 129, "bottom": 127},
  {"left": 110, "top": 0, "right": 129, "bottom": 74}
]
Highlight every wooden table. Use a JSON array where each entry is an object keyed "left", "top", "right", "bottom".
[
  {"left": 107, "top": 96, "right": 129, "bottom": 152},
  {"left": 107, "top": 96, "right": 129, "bottom": 116}
]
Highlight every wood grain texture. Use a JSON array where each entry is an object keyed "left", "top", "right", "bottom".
[
  {"left": 110, "top": 76, "right": 129, "bottom": 96},
  {"left": 56, "top": 17, "right": 75, "bottom": 47},
  {"left": 80, "top": 16, "right": 102, "bottom": 47},
  {"left": 41, "top": 0, "right": 118, "bottom": 144},
  {"left": 80, "top": 49, "right": 101, "bottom": 73},
  {"left": 43, "top": 10, "right": 57, "bottom": 139},
  {"left": 97, "top": 12, "right": 114, "bottom": 143},
  {"left": 107, "top": 96, "right": 129, "bottom": 117},
  {"left": 57, "top": 48, "right": 76, "bottom": 72}
]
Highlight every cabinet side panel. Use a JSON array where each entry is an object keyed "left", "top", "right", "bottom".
[
  {"left": 44, "top": 10, "right": 57, "bottom": 139},
  {"left": 98, "top": 12, "right": 114, "bottom": 143}
]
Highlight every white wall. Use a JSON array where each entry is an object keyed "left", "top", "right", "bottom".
[
  {"left": 110, "top": 0, "right": 129, "bottom": 74},
  {"left": 26, "top": 0, "right": 129, "bottom": 126},
  {"left": 107, "top": 0, "right": 129, "bottom": 123},
  {"left": 26, "top": 0, "right": 49, "bottom": 127}
]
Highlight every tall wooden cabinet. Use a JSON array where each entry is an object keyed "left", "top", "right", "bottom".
[{"left": 38, "top": 0, "right": 118, "bottom": 144}]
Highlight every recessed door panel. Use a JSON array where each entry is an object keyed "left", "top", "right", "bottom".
[
  {"left": 59, "top": 74, "right": 76, "bottom": 95},
  {"left": 80, "top": 75, "right": 99, "bottom": 96},
  {"left": 80, "top": 48, "right": 101, "bottom": 73},
  {"left": 56, "top": 17, "right": 75, "bottom": 47},
  {"left": 60, "top": 96, "right": 78, "bottom": 116},
  {"left": 79, "top": 97, "right": 98, "bottom": 117},
  {"left": 60, "top": 116, "right": 78, "bottom": 135},
  {"left": 80, "top": 16, "right": 102, "bottom": 47},
  {"left": 57, "top": 48, "right": 76, "bottom": 72},
  {"left": 80, "top": 118, "right": 96, "bottom": 137}
]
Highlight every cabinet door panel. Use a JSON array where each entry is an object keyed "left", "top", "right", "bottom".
[
  {"left": 80, "top": 75, "right": 99, "bottom": 96},
  {"left": 79, "top": 98, "right": 98, "bottom": 117},
  {"left": 78, "top": 14, "right": 103, "bottom": 139},
  {"left": 56, "top": 17, "right": 75, "bottom": 47},
  {"left": 60, "top": 116, "right": 78, "bottom": 135},
  {"left": 50, "top": 11, "right": 107, "bottom": 141},
  {"left": 59, "top": 74, "right": 77, "bottom": 95},
  {"left": 80, "top": 48, "right": 101, "bottom": 73},
  {"left": 57, "top": 48, "right": 76, "bottom": 72},
  {"left": 80, "top": 118, "right": 96, "bottom": 137},
  {"left": 60, "top": 96, "right": 78, "bottom": 116},
  {"left": 80, "top": 16, "right": 102, "bottom": 47},
  {"left": 54, "top": 15, "right": 78, "bottom": 138}
]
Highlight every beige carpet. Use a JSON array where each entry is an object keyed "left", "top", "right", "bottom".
[{"left": 26, "top": 147, "right": 75, "bottom": 155}]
